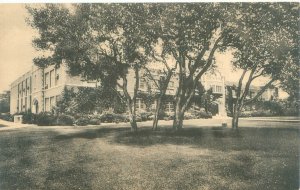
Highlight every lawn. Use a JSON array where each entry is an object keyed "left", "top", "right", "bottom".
[{"left": 0, "top": 122, "right": 298, "bottom": 190}]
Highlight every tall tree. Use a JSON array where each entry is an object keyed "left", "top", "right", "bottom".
[
  {"left": 153, "top": 3, "right": 235, "bottom": 130},
  {"left": 27, "top": 4, "right": 155, "bottom": 131},
  {"left": 226, "top": 3, "right": 299, "bottom": 129}
]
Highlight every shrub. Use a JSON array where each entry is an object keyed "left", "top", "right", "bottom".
[
  {"left": 139, "top": 112, "right": 152, "bottom": 121},
  {"left": 283, "top": 108, "right": 298, "bottom": 116},
  {"left": 0, "top": 113, "right": 13, "bottom": 122},
  {"left": 89, "top": 118, "right": 101, "bottom": 125},
  {"left": 158, "top": 110, "right": 167, "bottom": 120},
  {"left": 56, "top": 114, "right": 75, "bottom": 126},
  {"left": 100, "top": 113, "right": 114, "bottom": 123},
  {"left": 239, "top": 111, "right": 252, "bottom": 117},
  {"left": 135, "top": 114, "right": 142, "bottom": 122},
  {"left": 251, "top": 110, "right": 273, "bottom": 117},
  {"left": 75, "top": 117, "right": 90, "bottom": 126},
  {"left": 184, "top": 112, "right": 197, "bottom": 120},
  {"left": 113, "top": 114, "right": 129, "bottom": 123},
  {"left": 87, "top": 115, "right": 101, "bottom": 125},
  {"left": 16, "top": 112, "right": 36, "bottom": 124},
  {"left": 193, "top": 110, "right": 212, "bottom": 119},
  {"left": 35, "top": 112, "right": 56, "bottom": 126}
]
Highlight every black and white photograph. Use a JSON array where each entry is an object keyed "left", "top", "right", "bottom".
[{"left": 0, "top": 2, "right": 299, "bottom": 189}]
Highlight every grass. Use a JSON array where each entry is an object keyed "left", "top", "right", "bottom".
[{"left": 0, "top": 124, "right": 299, "bottom": 190}]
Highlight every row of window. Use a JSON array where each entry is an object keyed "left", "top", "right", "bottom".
[
  {"left": 210, "top": 85, "right": 222, "bottom": 93},
  {"left": 139, "top": 78, "right": 175, "bottom": 91},
  {"left": 44, "top": 95, "right": 60, "bottom": 112},
  {"left": 17, "top": 77, "right": 32, "bottom": 97},
  {"left": 44, "top": 67, "right": 60, "bottom": 89},
  {"left": 135, "top": 99, "right": 174, "bottom": 113},
  {"left": 17, "top": 96, "right": 32, "bottom": 112}
]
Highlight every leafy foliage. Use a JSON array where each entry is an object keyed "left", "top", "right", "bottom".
[
  {"left": 35, "top": 112, "right": 57, "bottom": 126},
  {"left": 55, "top": 86, "right": 126, "bottom": 115},
  {"left": 224, "top": 3, "right": 299, "bottom": 128},
  {"left": 0, "top": 91, "right": 10, "bottom": 113}
]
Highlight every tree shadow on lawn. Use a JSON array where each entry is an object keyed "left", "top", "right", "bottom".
[
  {"left": 54, "top": 127, "right": 129, "bottom": 140},
  {"left": 53, "top": 125, "right": 299, "bottom": 153},
  {"left": 0, "top": 130, "right": 96, "bottom": 190},
  {"left": 113, "top": 126, "right": 299, "bottom": 151},
  {"left": 50, "top": 125, "right": 299, "bottom": 190},
  {"left": 0, "top": 134, "right": 50, "bottom": 189}
]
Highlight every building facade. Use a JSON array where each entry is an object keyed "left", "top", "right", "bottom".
[
  {"left": 123, "top": 69, "right": 227, "bottom": 117},
  {"left": 225, "top": 81, "right": 279, "bottom": 102},
  {"left": 10, "top": 64, "right": 96, "bottom": 114},
  {"left": 10, "top": 64, "right": 227, "bottom": 117}
]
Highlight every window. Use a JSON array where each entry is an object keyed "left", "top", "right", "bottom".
[
  {"left": 21, "top": 98, "right": 23, "bottom": 112},
  {"left": 135, "top": 98, "right": 145, "bottom": 111},
  {"left": 18, "top": 84, "right": 20, "bottom": 98},
  {"left": 50, "top": 96, "right": 55, "bottom": 109},
  {"left": 55, "top": 67, "right": 60, "bottom": 86},
  {"left": 139, "top": 79, "right": 146, "bottom": 90},
  {"left": 151, "top": 101, "right": 156, "bottom": 110},
  {"left": 45, "top": 72, "right": 49, "bottom": 89},
  {"left": 216, "top": 85, "right": 222, "bottom": 93},
  {"left": 56, "top": 95, "right": 61, "bottom": 102},
  {"left": 165, "top": 101, "right": 174, "bottom": 113},
  {"left": 29, "top": 96, "right": 32, "bottom": 111},
  {"left": 29, "top": 77, "right": 32, "bottom": 93},
  {"left": 17, "top": 100, "right": 19, "bottom": 112},
  {"left": 25, "top": 97, "right": 27, "bottom": 111},
  {"left": 22, "top": 81, "right": 25, "bottom": 95},
  {"left": 45, "top": 98, "right": 50, "bottom": 112},
  {"left": 160, "top": 76, "right": 166, "bottom": 82},
  {"left": 169, "top": 81, "right": 174, "bottom": 88},
  {"left": 33, "top": 75, "right": 36, "bottom": 91},
  {"left": 50, "top": 70, "right": 55, "bottom": 87},
  {"left": 25, "top": 79, "right": 28, "bottom": 96}
]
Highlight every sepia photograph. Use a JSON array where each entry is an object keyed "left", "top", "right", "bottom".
[{"left": 0, "top": 2, "right": 299, "bottom": 189}]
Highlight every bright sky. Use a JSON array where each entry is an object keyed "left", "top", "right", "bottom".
[
  {"left": 0, "top": 3, "right": 288, "bottom": 98},
  {"left": 0, "top": 4, "right": 39, "bottom": 92}
]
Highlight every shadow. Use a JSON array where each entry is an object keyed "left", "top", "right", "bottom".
[
  {"left": 50, "top": 125, "right": 299, "bottom": 153},
  {"left": 112, "top": 127, "right": 243, "bottom": 148},
  {"left": 54, "top": 127, "right": 129, "bottom": 140},
  {"left": 0, "top": 133, "right": 49, "bottom": 189}
]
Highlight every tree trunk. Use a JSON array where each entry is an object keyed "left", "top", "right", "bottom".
[
  {"left": 152, "top": 98, "right": 162, "bottom": 131},
  {"left": 173, "top": 95, "right": 184, "bottom": 130},
  {"left": 232, "top": 99, "right": 243, "bottom": 130},
  {"left": 232, "top": 111, "right": 239, "bottom": 130},
  {"left": 128, "top": 112, "right": 138, "bottom": 132},
  {"left": 173, "top": 108, "right": 184, "bottom": 130}
]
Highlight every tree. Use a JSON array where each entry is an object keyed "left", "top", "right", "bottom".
[
  {"left": 55, "top": 86, "right": 126, "bottom": 115},
  {"left": 0, "top": 91, "right": 10, "bottom": 113},
  {"left": 27, "top": 4, "right": 155, "bottom": 131},
  {"left": 226, "top": 3, "right": 299, "bottom": 129},
  {"left": 142, "top": 38, "right": 178, "bottom": 130},
  {"left": 151, "top": 4, "right": 236, "bottom": 130},
  {"left": 55, "top": 87, "right": 77, "bottom": 115}
]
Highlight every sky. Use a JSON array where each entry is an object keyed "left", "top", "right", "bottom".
[
  {"left": 0, "top": 3, "right": 288, "bottom": 97},
  {"left": 0, "top": 4, "right": 237, "bottom": 93},
  {"left": 0, "top": 4, "right": 39, "bottom": 92}
]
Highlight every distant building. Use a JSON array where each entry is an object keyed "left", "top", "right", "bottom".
[
  {"left": 225, "top": 81, "right": 279, "bottom": 102},
  {"left": 10, "top": 64, "right": 227, "bottom": 117},
  {"left": 10, "top": 64, "right": 97, "bottom": 114},
  {"left": 123, "top": 69, "right": 227, "bottom": 117}
]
